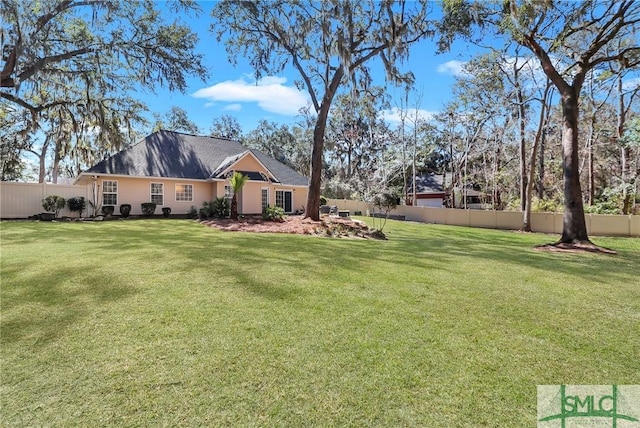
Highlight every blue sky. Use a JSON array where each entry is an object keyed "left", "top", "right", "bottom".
[{"left": 137, "top": 2, "right": 473, "bottom": 134}]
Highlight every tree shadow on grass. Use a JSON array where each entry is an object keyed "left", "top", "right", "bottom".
[
  {"left": 2, "top": 219, "right": 637, "bottom": 344},
  {"left": 89, "top": 219, "right": 638, "bottom": 287},
  {"left": 1, "top": 262, "right": 139, "bottom": 347}
]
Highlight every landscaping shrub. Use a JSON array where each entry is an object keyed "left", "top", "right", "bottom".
[
  {"left": 320, "top": 195, "right": 327, "bottom": 206},
  {"left": 141, "top": 202, "right": 157, "bottom": 217},
  {"left": 212, "top": 197, "right": 230, "bottom": 218},
  {"left": 162, "top": 207, "right": 172, "bottom": 218},
  {"left": 370, "top": 192, "right": 398, "bottom": 233},
  {"left": 187, "top": 205, "right": 198, "bottom": 219},
  {"left": 119, "top": 204, "right": 132, "bottom": 218},
  {"left": 262, "top": 205, "right": 285, "bottom": 222},
  {"left": 102, "top": 206, "right": 115, "bottom": 217},
  {"left": 200, "top": 201, "right": 214, "bottom": 218},
  {"left": 67, "top": 197, "right": 86, "bottom": 218},
  {"left": 42, "top": 195, "right": 66, "bottom": 218}
]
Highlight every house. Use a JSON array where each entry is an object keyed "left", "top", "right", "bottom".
[
  {"left": 407, "top": 173, "right": 447, "bottom": 208},
  {"left": 74, "top": 130, "right": 309, "bottom": 216},
  {"left": 407, "top": 173, "right": 492, "bottom": 209}
]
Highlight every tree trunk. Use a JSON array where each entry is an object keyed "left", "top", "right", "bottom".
[
  {"left": 587, "top": 119, "right": 595, "bottom": 206},
  {"left": 494, "top": 139, "right": 502, "bottom": 209},
  {"left": 538, "top": 129, "right": 546, "bottom": 200},
  {"left": 617, "top": 73, "right": 631, "bottom": 215},
  {"left": 305, "top": 102, "right": 331, "bottom": 221},
  {"left": 559, "top": 92, "right": 589, "bottom": 243},
  {"left": 523, "top": 83, "right": 551, "bottom": 231},
  {"left": 231, "top": 194, "right": 238, "bottom": 220},
  {"left": 517, "top": 85, "right": 527, "bottom": 212},
  {"left": 52, "top": 146, "right": 62, "bottom": 184},
  {"left": 449, "top": 139, "right": 455, "bottom": 208},
  {"left": 621, "top": 146, "right": 632, "bottom": 214},
  {"left": 33, "top": 139, "right": 51, "bottom": 184}
]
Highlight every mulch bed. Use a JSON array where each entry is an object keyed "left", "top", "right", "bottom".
[{"left": 200, "top": 215, "right": 385, "bottom": 239}]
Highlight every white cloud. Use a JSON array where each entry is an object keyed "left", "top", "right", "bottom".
[
  {"left": 381, "top": 107, "right": 437, "bottom": 125},
  {"left": 223, "top": 103, "right": 242, "bottom": 112},
  {"left": 192, "top": 76, "right": 309, "bottom": 116},
  {"left": 436, "top": 60, "right": 469, "bottom": 77}
]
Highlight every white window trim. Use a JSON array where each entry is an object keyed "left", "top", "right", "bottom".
[
  {"left": 150, "top": 182, "right": 164, "bottom": 206},
  {"left": 102, "top": 180, "right": 118, "bottom": 206},
  {"left": 275, "top": 189, "right": 294, "bottom": 213},
  {"left": 175, "top": 183, "right": 194, "bottom": 202}
]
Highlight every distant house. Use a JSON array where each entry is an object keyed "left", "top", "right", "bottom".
[
  {"left": 407, "top": 173, "right": 447, "bottom": 208},
  {"left": 74, "top": 130, "right": 309, "bottom": 216},
  {"left": 408, "top": 173, "right": 491, "bottom": 209}
]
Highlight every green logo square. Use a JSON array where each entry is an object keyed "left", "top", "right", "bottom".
[{"left": 538, "top": 385, "right": 640, "bottom": 427}]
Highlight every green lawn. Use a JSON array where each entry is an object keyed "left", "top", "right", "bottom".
[{"left": 1, "top": 219, "right": 639, "bottom": 426}]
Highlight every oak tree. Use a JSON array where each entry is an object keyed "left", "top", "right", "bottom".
[
  {"left": 1, "top": 0, "right": 207, "bottom": 181},
  {"left": 210, "top": 0, "right": 432, "bottom": 220},
  {"left": 442, "top": 0, "right": 640, "bottom": 246}
]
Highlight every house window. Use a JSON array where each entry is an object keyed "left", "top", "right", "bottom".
[
  {"left": 275, "top": 190, "right": 292, "bottom": 213},
  {"left": 151, "top": 183, "right": 163, "bottom": 206},
  {"left": 261, "top": 188, "right": 269, "bottom": 210},
  {"left": 175, "top": 184, "right": 193, "bottom": 202},
  {"left": 102, "top": 180, "right": 117, "bottom": 206}
]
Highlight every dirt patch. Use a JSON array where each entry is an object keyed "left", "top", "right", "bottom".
[
  {"left": 200, "top": 215, "right": 384, "bottom": 239},
  {"left": 534, "top": 242, "right": 617, "bottom": 255}
]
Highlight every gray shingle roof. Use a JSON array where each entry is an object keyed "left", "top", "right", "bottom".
[
  {"left": 411, "top": 174, "right": 445, "bottom": 194},
  {"left": 85, "top": 130, "right": 309, "bottom": 186}
]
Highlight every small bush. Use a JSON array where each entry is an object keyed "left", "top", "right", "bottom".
[
  {"left": 119, "top": 204, "right": 132, "bottom": 218},
  {"left": 371, "top": 192, "right": 398, "bottom": 232},
  {"left": 320, "top": 195, "right": 327, "bottom": 206},
  {"left": 162, "top": 207, "right": 172, "bottom": 218},
  {"left": 532, "top": 197, "right": 563, "bottom": 213},
  {"left": 101, "top": 206, "right": 115, "bottom": 217},
  {"left": 42, "top": 195, "right": 66, "bottom": 218},
  {"left": 141, "top": 202, "right": 157, "bottom": 217},
  {"left": 262, "top": 205, "right": 285, "bottom": 222},
  {"left": 201, "top": 201, "right": 214, "bottom": 218},
  {"left": 187, "top": 205, "right": 198, "bottom": 219},
  {"left": 67, "top": 197, "right": 86, "bottom": 218},
  {"left": 212, "top": 197, "right": 230, "bottom": 218}
]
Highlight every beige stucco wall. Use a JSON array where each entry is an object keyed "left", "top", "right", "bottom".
[
  {"left": 233, "top": 155, "right": 266, "bottom": 174},
  {"left": 241, "top": 181, "right": 264, "bottom": 214},
  {"left": 210, "top": 179, "right": 308, "bottom": 214},
  {"left": 94, "top": 177, "right": 212, "bottom": 215},
  {"left": 274, "top": 185, "right": 307, "bottom": 213}
]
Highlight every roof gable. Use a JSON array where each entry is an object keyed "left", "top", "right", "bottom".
[{"left": 210, "top": 150, "right": 280, "bottom": 183}]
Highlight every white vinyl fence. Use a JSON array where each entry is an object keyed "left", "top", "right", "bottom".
[
  {"left": 0, "top": 182, "right": 91, "bottom": 219},
  {"left": 327, "top": 198, "right": 640, "bottom": 238}
]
